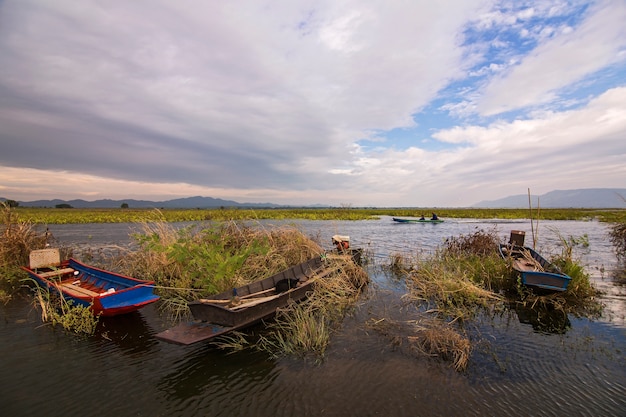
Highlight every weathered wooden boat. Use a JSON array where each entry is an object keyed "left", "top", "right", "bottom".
[
  {"left": 392, "top": 217, "right": 443, "bottom": 224},
  {"left": 22, "top": 249, "right": 160, "bottom": 316},
  {"left": 498, "top": 244, "right": 571, "bottom": 292},
  {"left": 156, "top": 255, "right": 336, "bottom": 345}
]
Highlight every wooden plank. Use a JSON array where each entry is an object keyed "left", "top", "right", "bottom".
[
  {"left": 198, "top": 288, "right": 277, "bottom": 304},
  {"left": 38, "top": 268, "right": 75, "bottom": 278},
  {"left": 155, "top": 321, "right": 234, "bottom": 345},
  {"left": 230, "top": 294, "right": 282, "bottom": 310},
  {"left": 59, "top": 283, "right": 99, "bottom": 297}
]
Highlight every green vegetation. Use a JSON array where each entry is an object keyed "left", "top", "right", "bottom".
[
  {"left": 30, "top": 281, "right": 99, "bottom": 335},
  {"left": 116, "top": 216, "right": 369, "bottom": 357},
  {"left": 10, "top": 206, "right": 626, "bottom": 224},
  {"left": 115, "top": 218, "right": 325, "bottom": 320}
]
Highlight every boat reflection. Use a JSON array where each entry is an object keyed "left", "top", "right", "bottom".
[
  {"left": 95, "top": 311, "right": 160, "bottom": 354},
  {"left": 512, "top": 301, "right": 571, "bottom": 334}
]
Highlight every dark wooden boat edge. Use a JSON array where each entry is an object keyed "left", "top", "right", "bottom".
[{"left": 155, "top": 255, "right": 340, "bottom": 345}]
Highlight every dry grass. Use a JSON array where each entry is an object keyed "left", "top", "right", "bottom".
[
  {"left": 0, "top": 204, "right": 51, "bottom": 301},
  {"left": 366, "top": 317, "right": 471, "bottom": 372},
  {"left": 408, "top": 321, "right": 471, "bottom": 372},
  {"left": 608, "top": 222, "right": 626, "bottom": 284}
]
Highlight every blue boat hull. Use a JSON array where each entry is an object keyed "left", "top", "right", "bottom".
[{"left": 499, "top": 244, "right": 571, "bottom": 292}]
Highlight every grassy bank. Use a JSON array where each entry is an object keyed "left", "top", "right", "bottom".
[{"left": 10, "top": 206, "right": 626, "bottom": 224}]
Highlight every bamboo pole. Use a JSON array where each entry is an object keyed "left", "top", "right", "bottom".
[{"left": 528, "top": 188, "right": 535, "bottom": 249}]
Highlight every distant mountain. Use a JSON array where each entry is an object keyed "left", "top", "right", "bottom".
[
  {"left": 7, "top": 196, "right": 284, "bottom": 209},
  {"left": 474, "top": 188, "right": 626, "bottom": 208}
]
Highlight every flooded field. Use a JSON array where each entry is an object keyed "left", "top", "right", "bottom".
[{"left": 1, "top": 217, "right": 625, "bottom": 416}]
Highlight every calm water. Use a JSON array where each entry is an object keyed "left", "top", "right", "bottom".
[{"left": 1, "top": 217, "right": 625, "bottom": 417}]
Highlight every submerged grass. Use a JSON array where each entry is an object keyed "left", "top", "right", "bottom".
[
  {"left": 257, "top": 257, "right": 370, "bottom": 360},
  {"left": 30, "top": 280, "right": 100, "bottom": 335}
]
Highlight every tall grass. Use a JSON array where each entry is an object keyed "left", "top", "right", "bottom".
[
  {"left": 114, "top": 217, "right": 325, "bottom": 318},
  {"left": 257, "top": 257, "right": 369, "bottom": 360},
  {"left": 404, "top": 229, "right": 510, "bottom": 321},
  {"left": 0, "top": 203, "right": 49, "bottom": 301},
  {"left": 608, "top": 221, "right": 626, "bottom": 284}
]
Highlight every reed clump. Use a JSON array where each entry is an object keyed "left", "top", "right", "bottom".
[
  {"left": 257, "top": 256, "right": 369, "bottom": 360},
  {"left": 116, "top": 216, "right": 324, "bottom": 317},
  {"left": 608, "top": 221, "right": 626, "bottom": 284},
  {"left": 0, "top": 203, "right": 50, "bottom": 302},
  {"left": 408, "top": 319, "right": 471, "bottom": 372},
  {"left": 404, "top": 229, "right": 509, "bottom": 321},
  {"left": 366, "top": 317, "right": 471, "bottom": 372}
]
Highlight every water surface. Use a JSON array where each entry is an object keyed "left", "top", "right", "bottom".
[{"left": 1, "top": 217, "right": 624, "bottom": 416}]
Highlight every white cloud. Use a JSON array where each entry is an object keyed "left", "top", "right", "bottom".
[
  {"left": 0, "top": 1, "right": 624, "bottom": 207},
  {"left": 477, "top": 0, "right": 626, "bottom": 116}
]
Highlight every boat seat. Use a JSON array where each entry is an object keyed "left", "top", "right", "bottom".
[
  {"left": 38, "top": 268, "right": 75, "bottom": 278},
  {"left": 59, "top": 283, "right": 100, "bottom": 297}
]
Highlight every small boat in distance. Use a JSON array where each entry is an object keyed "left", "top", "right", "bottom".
[
  {"left": 498, "top": 243, "right": 571, "bottom": 292},
  {"left": 22, "top": 249, "right": 160, "bottom": 316},
  {"left": 392, "top": 217, "right": 444, "bottom": 224}
]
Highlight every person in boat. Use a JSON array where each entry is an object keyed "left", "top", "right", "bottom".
[
  {"left": 431, "top": 213, "right": 439, "bottom": 220},
  {"left": 419, "top": 215, "right": 425, "bottom": 220}
]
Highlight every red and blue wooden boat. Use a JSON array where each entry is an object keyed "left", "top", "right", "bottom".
[
  {"left": 498, "top": 244, "right": 571, "bottom": 292},
  {"left": 22, "top": 249, "right": 160, "bottom": 316}
]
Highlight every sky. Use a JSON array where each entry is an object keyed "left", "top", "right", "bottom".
[{"left": 0, "top": 0, "right": 625, "bottom": 207}]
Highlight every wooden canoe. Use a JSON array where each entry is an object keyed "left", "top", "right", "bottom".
[
  {"left": 392, "top": 217, "right": 443, "bottom": 224},
  {"left": 22, "top": 249, "right": 160, "bottom": 316},
  {"left": 156, "top": 255, "right": 336, "bottom": 345},
  {"left": 498, "top": 244, "right": 571, "bottom": 292}
]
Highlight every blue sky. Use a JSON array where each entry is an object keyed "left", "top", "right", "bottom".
[{"left": 0, "top": 0, "right": 624, "bottom": 207}]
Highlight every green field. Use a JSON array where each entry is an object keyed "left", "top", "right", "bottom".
[{"left": 11, "top": 206, "right": 626, "bottom": 224}]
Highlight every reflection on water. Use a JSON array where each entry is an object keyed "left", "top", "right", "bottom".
[
  {"left": 1, "top": 217, "right": 624, "bottom": 416},
  {"left": 511, "top": 301, "right": 572, "bottom": 334}
]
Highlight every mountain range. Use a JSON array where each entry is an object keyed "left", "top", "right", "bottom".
[
  {"left": 4, "top": 196, "right": 285, "bottom": 209},
  {"left": 2, "top": 188, "right": 625, "bottom": 209},
  {"left": 473, "top": 188, "right": 626, "bottom": 208}
]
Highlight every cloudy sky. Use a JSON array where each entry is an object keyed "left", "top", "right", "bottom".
[{"left": 1, "top": 0, "right": 624, "bottom": 207}]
